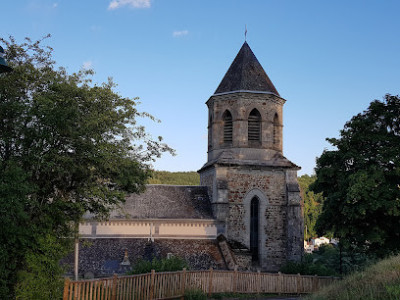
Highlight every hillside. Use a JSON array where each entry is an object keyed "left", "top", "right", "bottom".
[
  {"left": 306, "top": 254, "right": 400, "bottom": 300},
  {"left": 148, "top": 171, "right": 200, "bottom": 186}
]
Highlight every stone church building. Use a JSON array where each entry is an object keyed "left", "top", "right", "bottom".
[{"left": 70, "top": 42, "right": 303, "bottom": 277}]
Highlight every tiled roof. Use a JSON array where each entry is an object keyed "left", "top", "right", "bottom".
[
  {"left": 214, "top": 42, "right": 279, "bottom": 96},
  {"left": 107, "top": 185, "right": 213, "bottom": 220}
]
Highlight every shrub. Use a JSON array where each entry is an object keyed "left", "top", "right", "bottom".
[
  {"left": 127, "top": 256, "right": 188, "bottom": 275},
  {"left": 281, "top": 244, "right": 375, "bottom": 276}
]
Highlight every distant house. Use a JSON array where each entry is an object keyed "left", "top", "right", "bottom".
[
  {"left": 311, "top": 237, "right": 330, "bottom": 247},
  {"left": 304, "top": 241, "right": 314, "bottom": 254}
]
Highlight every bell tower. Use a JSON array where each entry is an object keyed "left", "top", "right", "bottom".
[{"left": 199, "top": 42, "right": 303, "bottom": 271}]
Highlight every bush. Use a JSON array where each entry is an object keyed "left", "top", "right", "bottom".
[
  {"left": 127, "top": 256, "right": 188, "bottom": 275},
  {"left": 281, "top": 244, "right": 375, "bottom": 276}
]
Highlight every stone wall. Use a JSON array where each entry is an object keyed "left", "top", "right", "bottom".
[
  {"left": 63, "top": 238, "right": 226, "bottom": 278},
  {"left": 222, "top": 165, "right": 290, "bottom": 271},
  {"left": 207, "top": 92, "right": 285, "bottom": 161}
]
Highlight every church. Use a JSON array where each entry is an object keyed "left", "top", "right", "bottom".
[{"left": 71, "top": 41, "right": 303, "bottom": 277}]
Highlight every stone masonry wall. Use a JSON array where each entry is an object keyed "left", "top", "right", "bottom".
[
  {"left": 62, "top": 238, "right": 225, "bottom": 278},
  {"left": 207, "top": 92, "right": 285, "bottom": 161},
  {"left": 222, "top": 165, "right": 289, "bottom": 272}
]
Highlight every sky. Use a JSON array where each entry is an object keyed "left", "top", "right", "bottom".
[{"left": 2, "top": 0, "right": 400, "bottom": 175}]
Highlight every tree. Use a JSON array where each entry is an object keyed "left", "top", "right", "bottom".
[
  {"left": 0, "top": 36, "right": 174, "bottom": 298},
  {"left": 298, "top": 175, "right": 324, "bottom": 240},
  {"left": 311, "top": 94, "right": 400, "bottom": 257}
]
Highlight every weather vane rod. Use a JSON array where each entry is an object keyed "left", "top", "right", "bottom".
[{"left": 245, "top": 24, "right": 247, "bottom": 41}]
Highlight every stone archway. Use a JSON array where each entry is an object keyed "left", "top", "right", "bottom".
[{"left": 243, "top": 188, "right": 268, "bottom": 266}]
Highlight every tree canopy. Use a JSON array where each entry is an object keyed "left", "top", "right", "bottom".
[
  {"left": 0, "top": 36, "right": 173, "bottom": 298},
  {"left": 311, "top": 94, "right": 400, "bottom": 257},
  {"left": 298, "top": 175, "right": 324, "bottom": 240}
]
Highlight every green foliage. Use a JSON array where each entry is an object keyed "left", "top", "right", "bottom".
[
  {"left": 298, "top": 175, "right": 324, "bottom": 240},
  {"left": 148, "top": 171, "right": 200, "bottom": 185},
  {"left": 127, "top": 256, "right": 188, "bottom": 275},
  {"left": 184, "top": 289, "right": 207, "bottom": 300},
  {"left": 306, "top": 254, "right": 400, "bottom": 300},
  {"left": 0, "top": 162, "right": 33, "bottom": 298},
  {"left": 311, "top": 94, "right": 400, "bottom": 257},
  {"left": 15, "top": 234, "right": 71, "bottom": 300},
  {"left": 0, "top": 36, "right": 173, "bottom": 298},
  {"left": 281, "top": 244, "right": 373, "bottom": 276}
]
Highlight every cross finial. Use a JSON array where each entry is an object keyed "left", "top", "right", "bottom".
[{"left": 245, "top": 24, "right": 247, "bottom": 41}]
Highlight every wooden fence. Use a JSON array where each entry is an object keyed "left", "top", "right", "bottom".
[{"left": 63, "top": 268, "right": 339, "bottom": 300}]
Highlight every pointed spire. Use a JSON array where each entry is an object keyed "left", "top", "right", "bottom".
[{"left": 214, "top": 42, "right": 279, "bottom": 96}]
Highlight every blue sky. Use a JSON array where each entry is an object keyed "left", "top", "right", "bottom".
[{"left": 2, "top": 0, "right": 400, "bottom": 175}]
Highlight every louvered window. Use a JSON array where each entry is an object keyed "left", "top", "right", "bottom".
[
  {"left": 273, "top": 113, "right": 279, "bottom": 148},
  {"left": 223, "top": 110, "right": 232, "bottom": 144},
  {"left": 248, "top": 109, "right": 261, "bottom": 142}
]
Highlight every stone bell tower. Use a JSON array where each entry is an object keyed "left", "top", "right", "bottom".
[{"left": 198, "top": 42, "right": 303, "bottom": 271}]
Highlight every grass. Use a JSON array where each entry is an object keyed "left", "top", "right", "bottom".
[{"left": 305, "top": 254, "right": 400, "bottom": 300}]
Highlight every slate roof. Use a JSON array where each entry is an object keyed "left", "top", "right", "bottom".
[
  {"left": 107, "top": 185, "right": 213, "bottom": 220},
  {"left": 214, "top": 42, "right": 280, "bottom": 96},
  {"left": 199, "top": 150, "right": 300, "bottom": 171}
]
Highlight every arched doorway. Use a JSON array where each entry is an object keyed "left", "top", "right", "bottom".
[{"left": 250, "top": 196, "right": 259, "bottom": 263}]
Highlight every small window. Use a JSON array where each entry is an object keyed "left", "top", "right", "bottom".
[
  {"left": 248, "top": 109, "right": 261, "bottom": 142},
  {"left": 273, "top": 113, "right": 279, "bottom": 148},
  {"left": 223, "top": 110, "right": 232, "bottom": 144}
]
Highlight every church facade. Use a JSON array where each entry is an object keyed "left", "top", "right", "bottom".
[
  {"left": 198, "top": 42, "right": 303, "bottom": 271},
  {"left": 71, "top": 42, "right": 303, "bottom": 277}
]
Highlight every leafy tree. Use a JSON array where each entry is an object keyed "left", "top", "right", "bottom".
[
  {"left": 0, "top": 36, "right": 173, "bottom": 298},
  {"left": 298, "top": 175, "right": 324, "bottom": 240},
  {"left": 311, "top": 94, "right": 400, "bottom": 257}
]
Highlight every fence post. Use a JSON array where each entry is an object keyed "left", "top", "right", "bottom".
[
  {"left": 208, "top": 267, "right": 213, "bottom": 298},
  {"left": 149, "top": 269, "right": 156, "bottom": 300},
  {"left": 278, "top": 272, "right": 283, "bottom": 295},
  {"left": 63, "top": 277, "right": 70, "bottom": 300},
  {"left": 297, "top": 273, "right": 302, "bottom": 294},
  {"left": 111, "top": 274, "right": 118, "bottom": 300},
  {"left": 180, "top": 268, "right": 187, "bottom": 300},
  {"left": 313, "top": 275, "right": 318, "bottom": 292},
  {"left": 232, "top": 265, "right": 238, "bottom": 293},
  {"left": 257, "top": 270, "right": 261, "bottom": 294}
]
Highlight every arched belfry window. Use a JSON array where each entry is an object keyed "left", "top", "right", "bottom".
[
  {"left": 273, "top": 113, "right": 280, "bottom": 149},
  {"left": 223, "top": 110, "right": 232, "bottom": 144},
  {"left": 250, "top": 196, "right": 260, "bottom": 263},
  {"left": 248, "top": 109, "right": 261, "bottom": 143}
]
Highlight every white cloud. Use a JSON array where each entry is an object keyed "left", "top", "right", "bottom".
[
  {"left": 172, "top": 30, "right": 189, "bottom": 38},
  {"left": 82, "top": 61, "right": 93, "bottom": 70},
  {"left": 108, "top": 0, "right": 151, "bottom": 10}
]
